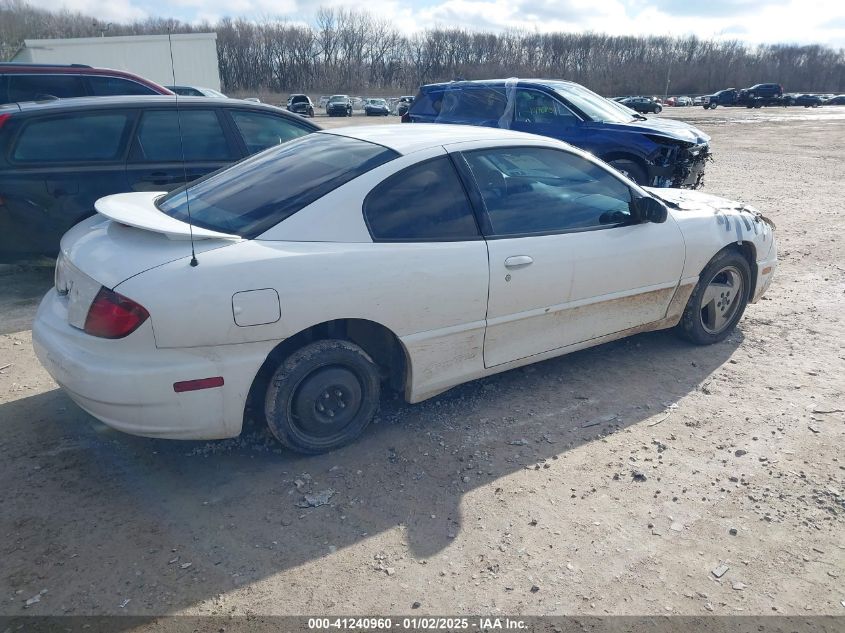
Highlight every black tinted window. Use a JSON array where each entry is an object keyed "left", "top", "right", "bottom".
[
  {"left": 13, "top": 112, "right": 131, "bottom": 162},
  {"left": 230, "top": 110, "right": 310, "bottom": 154},
  {"left": 364, "top": 157, "right": 478, "bottom": 241},
  {"left": 157, "top": 133, "right": 398, "bottom": 238},
  {"left": 88, "top": 76, "right": 156, "bottom": 96},
  {"left": 464, "top": 147, "right": 633, "bottom": 236},
  {"left": 7, "top": 74, "right": 85, "bottom": 101},
  {"left": 134, "top": 110, "right": 234, "bottom": 162},
  {"left": 440, "top": 87, "right": 507, "bottom": 122}
]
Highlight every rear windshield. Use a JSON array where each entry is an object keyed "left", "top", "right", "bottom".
[{"left": 156, "top": 133, "right": 398, "bottom": 238}]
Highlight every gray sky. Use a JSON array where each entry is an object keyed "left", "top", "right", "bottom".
[{"left": 26, "top": 0, "right": 845, "bottom": 48}]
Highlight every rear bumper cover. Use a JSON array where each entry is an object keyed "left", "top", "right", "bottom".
[{"left": 32, "top": 290, "right": 272, "bottom": 440}]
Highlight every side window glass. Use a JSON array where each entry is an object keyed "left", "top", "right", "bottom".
[
  {"left": 13, "top": 112, "right": 131, "bottom": 162},
  {"left": 441, "top": 87, "right": 507, "bottom": 123},
  {"left": 7, "top": 74, "right": 85, "bottom": 101},
  {"left": 134, "top": 110, "right": 235, "bottom": 162},
  {"left": 229, "top": 110, "right": 310, "bottom": 154},
  {"left": 364, "top": 156, "right": 479, "bottom": 241},
  {"left": 463, "top": 147, "right": 633, "bottom": 236},
  {"left": 514, "top": 90, "right": 580, "bottom": 127},
  {"left": 89, "top": 76, "right": 156, "bottom": 96}
]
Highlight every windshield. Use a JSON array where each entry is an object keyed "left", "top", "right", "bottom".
[
  {"left": 553, "top": 83, "right": 634, "bottom": 123},
  {"left": 369, "top": 99, "right": 386, "bottom": 105},
  {"left": 156, "top": 133, "right": 398, "bottom": 238},
  {"left": 330, "top": 96, "right": 347, "bottom": 103}
]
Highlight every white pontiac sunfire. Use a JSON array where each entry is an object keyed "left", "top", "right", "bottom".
[{"left": 33, "top": 125, "right": 777, "bottom": 454}]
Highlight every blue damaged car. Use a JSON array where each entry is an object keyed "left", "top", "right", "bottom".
[{"left": 404, "top": 79, "right": 711, "bottom": 188}]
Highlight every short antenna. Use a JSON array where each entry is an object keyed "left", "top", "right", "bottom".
[{"left": 167, "top": 29, "right": 198, "bottom": 267}]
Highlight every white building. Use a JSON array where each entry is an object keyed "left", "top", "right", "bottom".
[{"left": 11, "top": 33, "right": 221, "bottom": 91}]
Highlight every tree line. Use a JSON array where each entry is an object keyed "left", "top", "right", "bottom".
[{"left": 2, "top": 0, "right": 843, "bottom": 95}]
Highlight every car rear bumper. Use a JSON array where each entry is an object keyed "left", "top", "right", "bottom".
[{"left": 32, "top": 290, "right": 272, "bottom": 440}]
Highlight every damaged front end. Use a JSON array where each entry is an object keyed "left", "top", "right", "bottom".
[{"left": 645, "top": 135, "right": 712, "bottom": 189}]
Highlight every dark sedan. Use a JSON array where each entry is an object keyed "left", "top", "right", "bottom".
[
  {"left": 363, "top": 98, "right": 390, "bottom": 116},
  {"left": 620, "top": 96, "right": 663, "bottom": 114},
  {"left": 326, "top": 95, "right": 352, "bottom": 117},
  {"left": 287, "top": 94, "right": 315, "bottom": 117},
  {"left": 0, "top": 96, "right": 319, "bottom": 260},
  {"left": 794, "top": 94, "right": 823, "bottom": 108}
]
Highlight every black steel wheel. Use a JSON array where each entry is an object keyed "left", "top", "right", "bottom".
[{"left": 265, "top": 340, "right": 380, "bottom": 454}]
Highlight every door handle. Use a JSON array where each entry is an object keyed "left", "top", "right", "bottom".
[{"left": 504, "top": 255, "right": 533, "bottom": 268}]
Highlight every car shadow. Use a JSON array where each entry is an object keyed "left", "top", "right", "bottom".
[{"left": 0, "top": 329, "right": 741, "bottom": 617}]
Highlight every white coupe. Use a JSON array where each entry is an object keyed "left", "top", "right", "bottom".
[{"left": 33, "top": 125, "right": 777, "bottom": 454}]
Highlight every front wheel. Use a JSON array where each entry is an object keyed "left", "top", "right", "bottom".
[
  {"left": 654, "top": 105, "right": 662, "bottom": 113},
  {"left": 607, "top": 158, "right": 647, "bottom": 185},
  {"left": 265, "top": 340, "right": 381, "bottom": 454},
  {"left": 677, "top": 249, "right": 751, "bottom": 345}
]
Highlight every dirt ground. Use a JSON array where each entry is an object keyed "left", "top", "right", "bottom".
[{"left": 1, "top": 107, "right": 843, "bottom": 621}]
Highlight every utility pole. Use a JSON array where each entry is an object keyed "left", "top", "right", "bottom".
[{"left": 664, "top": 57, "right": 672, "bottom": 102}]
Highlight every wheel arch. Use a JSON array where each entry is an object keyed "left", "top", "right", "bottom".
[
  {"left": 599, "top": 152, "right": 650, "bottom": 181},
  {"left": 706, "top": 241, "right": 757, "bottom": 299},
  {"left": 244, "top": 318, "right": 409, "bottom": 427}
]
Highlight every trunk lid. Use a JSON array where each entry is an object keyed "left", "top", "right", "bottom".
[{"left": 59, "top": 193, "right": 241, "bottom": 292}]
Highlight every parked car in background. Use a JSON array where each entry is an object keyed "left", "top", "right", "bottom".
[
  {"left": 363, "top": 98, "right": 390, "bottom": 116},
  {"left": 395, "top": 95, "right": 415, "bottom": 115},
  {"left": 693, "top": 96, "right": 705, "bottom": 106},
  {"left": 406, "top": 79, "right": 711, "bottom": 188},
  {"left": 0, "top": 63, "right": 172, "bottom": 104},
  {"left": 675, "top": 96, "right": 693, "bottom": 107},
  {"left": 32, "top": 124, "right": 777, "bottom": 454},
  {"left": 318, "top": 95, "right": 330, "bottom": 108},
  {"left": 326, "top": 95, "right": 353, "bottom": 117},
  {"left": 620, "top": 96, "right": 663, "bottom": 113},
  {"left": 0, "top": 96, "right": 319, "bottom": 260},
  {"left": 165, "top": 85, "right": 227, "bottom": 98},
  {"left": 242, "top": 97, "right": 261, "bottom": 103},
  {"left": 793, "top": 94, "right": 823, "bottom": 108},
  {"left": 287, "top": 94, "right": 315, "bottom": 117},
  {"left": 824, "top": 95, "right": 845, "bottom": 105},
  {"left": 746, "top": 83, "right": 783, "bottom": 99}
]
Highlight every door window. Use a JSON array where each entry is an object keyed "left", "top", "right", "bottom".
[
  {"left": 440, "top": 87, "right": 508, "bottom": 123},
  {"left": 230, "top": 110, "right": 311, "bottom": 154},
  {"left": 88, "top": 76, "right": 157, "bottom": 96},
  {"left": 463, "top": 147, "right": 633, "bottom": 236},
  {"left": 7, "top": 74, "right": 86, "bottom": 101},
  {"left": 133, "top": 110, "right": 235, "bottom": 162},
  {"left": 364, "top": 156, "right": 479, "bottom": 241},
  {"left": 513, "top": 89, "right": 580, "bottom": 127},
  {"left": 12, "top": 112, "right": 131, "bottom": 162}
]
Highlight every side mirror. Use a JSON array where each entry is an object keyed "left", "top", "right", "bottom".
[{"left": 634, "top": 196, "right": 668, "bottom": 223}]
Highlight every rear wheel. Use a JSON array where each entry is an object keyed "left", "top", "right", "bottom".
[
  {"left": 654, "top": 105, "right": 662, "bottom": 113},
  {"left": 607, "top": 158, "right": 647, "bottom": 185},
  {"left": 265, "top": 340, "right": 381, "bottom": 454},
  {"left": 677, "top": 249, "right": 751, "bottom": 345}
]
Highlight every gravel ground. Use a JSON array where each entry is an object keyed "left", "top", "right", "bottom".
[{"left": 0, "top": 107, "right": 843, "bottom": 620}]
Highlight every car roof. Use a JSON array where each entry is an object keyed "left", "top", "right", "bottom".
[
  {"left": 421, "top": 79, "right": 581, "bottom": 91},
  {"left": 4, "top": 95, "right": 305, "bottom": 115},
  {"left": 323, "top": 123, "right": 554, "bottom": 155}
]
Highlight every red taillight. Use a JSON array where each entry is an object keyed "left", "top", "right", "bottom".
[
  {"left": 84, "top": 287, "right": 149, "bottom": 339},
  {"left": 0, "top": 113, "right": 12, "bottom": 130}
]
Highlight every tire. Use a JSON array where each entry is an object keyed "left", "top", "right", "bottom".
[
  {"left": 654, "top": 105, "right": 662, "bottom": 113},
  {"left": 265, "top": 340, "right": 381, "bottom": 454},
  {"left": 607, "top": 158, "right": 648, "bottom": 185},
  {"left": 308, "top": 107, "right": 314, "bottom": 117},
  {"left": 709, "top": 103, "right": 717, "bottom": 109},
  {"left": 676, "top": 249, "right": 751, "bottom": 345}
]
